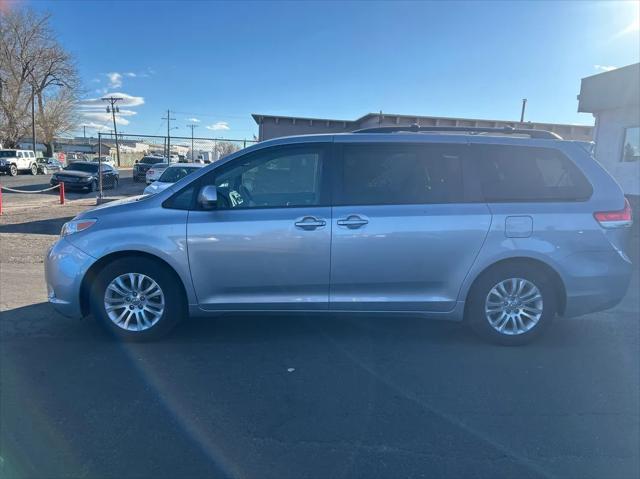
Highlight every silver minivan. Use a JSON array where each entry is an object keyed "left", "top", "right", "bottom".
[{"left": 45, "top": 127, "right": 634, "bottom": 345}]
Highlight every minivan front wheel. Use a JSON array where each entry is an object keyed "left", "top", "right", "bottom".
[
  {"left": 466, "top": 265, "right": 556, "bottom": 345},
  {"left": 91, "top": 257, "right": 184, "bottom": 340}
]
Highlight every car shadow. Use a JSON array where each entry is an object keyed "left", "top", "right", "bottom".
[
  {"left": 0, "top": 301, "right": 480, "bottom": 346},
  {"left": 1, "top": 301, "right": 620, "bottom": 351},
  {"left": 0, "top": 216, "right": 75, "bottom": 235}
]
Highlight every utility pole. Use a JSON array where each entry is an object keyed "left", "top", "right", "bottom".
[
  {"left": 520, "top": 98, "right": 527, "bottom": 123},
  {"left": 31, "top": 82, "right": 37, "bottom": 156},
  {"left": 162, "top": 109, "right": 176, "bottom": 159},
  {"left": 187, "top": 124, "right": 198, "bottom": 161},
  {"left": 83, "top": 126, "right": 86, "bottom": 139},
  {"left": 102, "top": 96, "right": 123, "bottom": 166}
]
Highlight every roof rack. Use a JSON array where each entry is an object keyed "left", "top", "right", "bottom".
[{"left": 352, "top": 124, "right": 562, "bottom": 140}]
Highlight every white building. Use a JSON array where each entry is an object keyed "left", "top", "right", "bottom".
[{"left": 578, "top": 63, "right": 640, "bottom": 197}]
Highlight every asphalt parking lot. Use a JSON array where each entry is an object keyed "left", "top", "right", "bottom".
[
  {"left": 0, "top": 168, "right": 139, "bottom": 208},
  {"left": 0, "top": 179, "right": 639, "bottom": 479}
]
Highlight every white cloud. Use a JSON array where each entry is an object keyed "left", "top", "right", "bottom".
[
  {"left": 206, "top": 121, "right": 230, "bottom": 131},
  {"left": 78, "top": 92, "right": 144, "bottom": 129},
  {"left": 594, "top": 64, "right": 617, "bottom": 72},
  {"left": 79, "top": 121, "right": 111, "bottom": 131},
  {"left": 79, "top": 92, "right": 145, "bottom": 108},
  {"left": 124, "top": 72, "right": 136, "bottom": 78},
  {"left": 188, "top": 118, "right": 200, "bottom": 123},
  {"left": 615, "top": 18, "right": 639, "bottom": 38},
  {"left": 79, "top": 111, "right": 130, "bottom": 126},
  {"left": 107, "top": 72, "right": 122, "bottom": 89}
]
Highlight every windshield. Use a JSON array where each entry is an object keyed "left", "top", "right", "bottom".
[
  {"left": 0, "top": 150, "right": 17, "bottom": 157},
  {"left": 64, "top": 163, "right": 97, "bottom": 173},
  {"left": 159, "top": 166, "right": 200, "bottom": 183},
  {"left": 141, "top": 157, "right": 165, "bottom": 165}
]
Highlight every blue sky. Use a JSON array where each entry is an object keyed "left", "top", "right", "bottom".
[{"left": 20, "top": 0, "right": 640, "bottom": 139}]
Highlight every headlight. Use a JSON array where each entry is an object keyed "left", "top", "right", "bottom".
[{"left": 61, "top": 219, "right": 97, "bottom": 237}]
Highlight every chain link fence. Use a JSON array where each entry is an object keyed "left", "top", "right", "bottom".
[{"left": 96, "top": 132, "right": 257, "bottom": 167}]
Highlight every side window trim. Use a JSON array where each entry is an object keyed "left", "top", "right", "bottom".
[
  {"left": 201, "top": 143, "right": 332, "bottom": 211},
  {"left": 334, "top": 142, "right": 471, "bottom": 207},
  {"left": 471, "top": 144, "right": 593, "bottom": 203},
  {"left": 163, "top": 142, "right": 334, "bottom": 211}
]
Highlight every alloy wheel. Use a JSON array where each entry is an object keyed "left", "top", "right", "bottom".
[
  {"left": 484, "top": 278, "right": 543, "bottom": 335},
  {"left": 103, "top": 273, "right": 166, "bottom": 331}
]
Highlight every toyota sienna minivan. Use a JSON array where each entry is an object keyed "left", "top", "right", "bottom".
[{"left": 45, "top": 126, "right": 633, "bottom": 345}]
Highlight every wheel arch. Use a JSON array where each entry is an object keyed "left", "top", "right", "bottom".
[
  {"left": 80, "top": 250, "right": 189, "bottom": 316},
  {"left": 463, "top": 257, "right": 567, "bottom": 316}
]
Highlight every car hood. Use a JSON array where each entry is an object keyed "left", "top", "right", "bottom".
[
  {"left": 90, "top": 195, "right": 148, "bottom": 212},
  {"left": 143, "top": 181, "right": 173, "bottom": 195},
  {"left": 55, "top": 170, "right": 94, "bottom": 178}
]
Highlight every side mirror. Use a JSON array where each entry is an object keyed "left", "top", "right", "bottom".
[
  {"left": 197, "top": 185, "right": 218, "bottom": 210},
  {"left": 135, "top": 160, "right": 139, "bottom": 164}
]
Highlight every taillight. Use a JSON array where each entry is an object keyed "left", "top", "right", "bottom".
[{"left": 594, "top": 198, "right": 633, "bottom": 228}]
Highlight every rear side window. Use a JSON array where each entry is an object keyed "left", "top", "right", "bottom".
[
  {"left": 337, "top": 143, "right": 465, "bottom": 206},
  {"left": 472, "top": 145, "right": 592, "bottom": 202}
]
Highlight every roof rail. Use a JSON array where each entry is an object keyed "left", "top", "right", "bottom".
[{"left": 352, "top": 124, "right": 562, "bottom": 140}]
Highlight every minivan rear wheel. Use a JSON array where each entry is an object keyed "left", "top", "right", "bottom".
[
  {"left": 90, "top": 257, "right": 185, "bottom": 340},
  {"left": 466, "top": 265, "right": 556, "bottom": 345}
]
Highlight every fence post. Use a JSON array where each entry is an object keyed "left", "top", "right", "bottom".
[
  {"left": 0, "top": 187, "right": 3, "bottom": 216},
  {"left": 98, "top": 131, "right": 103, "bottom": 201},
  {"left": 59, "top": 182, "right": 65, "bottom": 205}
]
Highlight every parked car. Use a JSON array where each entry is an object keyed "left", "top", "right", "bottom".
[
  {"left": 143, "top": 163, "right": 205, "bottom": 195},
  {"left": 0, "top": 149, "right": 38, "bottom": 176},
  {"left": 45, "top": 127, "right": 633, "bottom": 344},
  {"left": 63, "top": 152, "right": 89, "bottom": 165},
  {"left": 36, "top": 157, "right": 63, "bottom": 175},
  {"left": 91, "top": 156, "right": 116, "bottom": 167},
  {"left": 133, "top": 156, "right": 167, "bottom": 182},
  {"left": 50, "top": 161, "right": 119, "bottom": 192},
  {"left": 145, "top": 163, "right": 169, "bottom": 184}
]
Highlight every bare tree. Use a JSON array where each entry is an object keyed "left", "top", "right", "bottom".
[
  {"left": 0, "top": 8, "right": 79, "bottom": 152},
  {"left": 215, "top": 141, "right": 241, "bottom": 159}
]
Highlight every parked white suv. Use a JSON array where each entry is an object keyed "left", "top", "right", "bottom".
[{"left": 0, "top": 149, "right": 39, "bottom": 176}]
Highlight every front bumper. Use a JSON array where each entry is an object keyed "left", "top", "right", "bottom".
[
  {"left": 45, "top": 237, "right": 96, "bottom": 319},
  {"left": 50, "top": 178, "right": 93, "bottom": 191}
]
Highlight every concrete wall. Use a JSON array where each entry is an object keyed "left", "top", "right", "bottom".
[
  {"left": 257, "top": 116, "right": 354, "bottom": 140},
  {"left": 593, "top": 105, "right": 640, "bottom": 196},
  {"left": 256, "top": 114, "right": 593, "bottom": 141}
]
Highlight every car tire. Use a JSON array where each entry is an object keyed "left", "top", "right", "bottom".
[
  {"left": 112, "top": 177, "right": 119, "bottom": 189},
  {"left": 9, "top": 164, "right": 17, "bottom": 176},
  {"left": 30, "top": 163, "right": 38, "bottom": 175},
  {"left": 90, "top": 257, "right": 185, "bottom": 341},
  {"left": 42, "top": 167, "right": 48, "bottom": 175},
  {"left": 88, "top": 180, "right": 96, "bottom": 192},
  {"left": 465, "top": 264, "right": 556, "bottom": 346}
]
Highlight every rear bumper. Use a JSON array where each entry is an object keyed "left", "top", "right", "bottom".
[
  {"left": 561, "top": 250, "right": 633, "bottom": 317},
  {"left": 45, "top": 238, "right": 96, "bottom": 319}
]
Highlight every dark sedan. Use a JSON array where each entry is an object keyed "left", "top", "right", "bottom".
[
  {"left": 50, "top": 161, "right": 119, "bottom": 193},
  {"left": 36, "top": 157, "right": 63, "bottom": 175},
  {"left": 133, "top": 156, "right": 167, "bottom": 182}
]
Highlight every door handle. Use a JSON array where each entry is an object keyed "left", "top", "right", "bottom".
[
  {"left": 337, "top": 215, "right": 369, "bottom": 229},
  {"left": 294, "top": 216, "right": 326, "bottom": 230}
]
